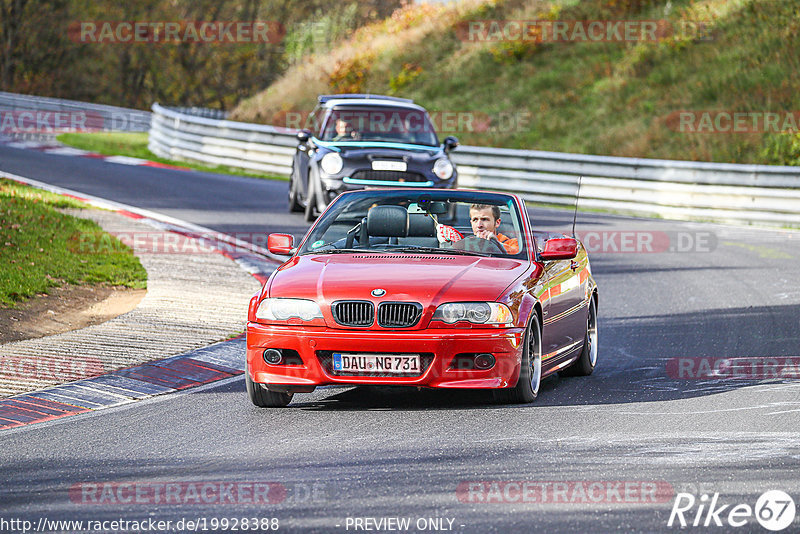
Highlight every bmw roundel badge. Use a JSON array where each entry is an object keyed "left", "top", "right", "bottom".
[{"left": 371, "top": 288, "right": 386, "bottom": 297}]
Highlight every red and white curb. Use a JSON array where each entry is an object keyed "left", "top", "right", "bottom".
[{"left": 0, "top": 338, "right": 248, "bottom": 431}]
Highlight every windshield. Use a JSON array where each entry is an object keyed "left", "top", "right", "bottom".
[
  {"left": 319, "top": 106, "right": 439, "bottom": 146},
  {"left": 298, "top": 190, "right": 528, "bottom": 259}
]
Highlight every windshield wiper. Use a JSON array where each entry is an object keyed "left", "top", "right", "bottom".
[
  {"left": 389, "top": 246, "right": 494, "bottom": 257},
  {"left": 305, "top": 246, "right": 495, "bottom": 257},
  {"left": 304, "top": 248, "right": 377, "bottom": 254}
]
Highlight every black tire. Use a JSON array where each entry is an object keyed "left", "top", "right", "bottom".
[
  {"left": 494, "top": 313, "right": 542, "bottom": 404},
  {"left": 288, "top": 169, "right": 303, "bottom": 213},
  {"left": 304, "top": 170, "right": 317, "bottom": 222},
  {"left": 562, "top": 296, "right": 598, "bottom": 377},
  {"left": 246, "top": 373, "right": 292, "bottom": 408}
]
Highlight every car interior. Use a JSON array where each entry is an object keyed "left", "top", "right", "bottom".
[{"left": 304, "top": 200, "right": 523, "bottom": 257}]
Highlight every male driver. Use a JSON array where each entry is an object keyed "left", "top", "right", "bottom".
[
  {"left": 332, "top": 118, "right": 359, "bottom": 141},
  {"left": 469, "top": 204, "right": 519, "bottom": 254}
]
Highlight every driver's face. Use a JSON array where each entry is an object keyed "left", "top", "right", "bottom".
[
  {"left": 470, "top": 208, "right": 499, "bottom": 235},
  {"left": 335, "top": 119, "right": 348, "bottom": 136}
]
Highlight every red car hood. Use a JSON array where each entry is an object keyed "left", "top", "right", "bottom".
[{"left": 269, "top": 253, "right": 530, "bottom": 306}]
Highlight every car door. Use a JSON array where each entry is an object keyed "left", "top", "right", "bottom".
[{"left": 540, "top": 239, "right": 586, "bottom": 364}]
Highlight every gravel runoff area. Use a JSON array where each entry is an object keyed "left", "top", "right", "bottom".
[{"left": 0, "top": 208, "right": 262, "bottom": 397}]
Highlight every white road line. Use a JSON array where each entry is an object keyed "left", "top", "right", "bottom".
[
  {"left": 103, "top": 155, "right": 149, "bottom": 165},
  {"left": 42, "top": 147, "right": 91, "bottom": 156}
]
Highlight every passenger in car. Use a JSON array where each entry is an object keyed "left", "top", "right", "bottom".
[{"left": 469, "top": 204, "right": 519, "bottom": 254}]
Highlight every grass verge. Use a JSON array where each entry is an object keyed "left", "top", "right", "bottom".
[
  {"left": 56, "top": 132, "right": 287, "bottom": 181},
  {"left": 0, "top": 178, "right": 147, "bottom": 307}
]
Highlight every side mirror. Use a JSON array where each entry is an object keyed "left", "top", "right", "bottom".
[
  {"left": 296, "top": 130, "right": 311, "bottom": 143},
  {"left": 540, "top": 237, "right": 578, "bottom": 261},
  {"left": 267, "top": 233, "right": 295, "bottom": 255},
  {"left": 443, "top": 136, "right": 459, "bottom": 151}
]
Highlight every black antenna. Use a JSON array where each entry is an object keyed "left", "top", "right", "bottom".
[{"left": 571, "top": 176, "right": 582, "bottom": 238}]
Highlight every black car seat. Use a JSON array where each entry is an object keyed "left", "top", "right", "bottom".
[{"left": 399, "top": 213, "right": 439, "bottom": 248}]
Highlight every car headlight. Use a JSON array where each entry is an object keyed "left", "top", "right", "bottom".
[
  {"left": 433, "top": 158, "right": 454, "bottom": 180},
  {"left": 432, "top": 302, "right": 512, "bottom": 325},
  {"left": 256, "top": 298, "right": 324, "bottom": 322},
  {"left": 320, "top": 152, "right": 344, "bottom": 175}
]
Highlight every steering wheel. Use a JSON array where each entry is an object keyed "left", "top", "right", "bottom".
[{"left": 451, "top": 235, "right": 507, "bottom": 254}]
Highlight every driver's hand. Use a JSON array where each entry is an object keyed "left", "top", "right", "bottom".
[{"left": 475, "top": 229, "right": 497, "bottom": 241}]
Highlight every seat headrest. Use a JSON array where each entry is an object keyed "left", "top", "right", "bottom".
[
  {"left": 407, "top": 213, "right": 436, "bottom": 237},
  {"left": 366, "top": 206, "right": 408, "bottom": 237}
]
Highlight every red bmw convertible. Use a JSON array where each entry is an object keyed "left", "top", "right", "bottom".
[{"left": 246, "top": 189, "right": 598, "bottom": 407}]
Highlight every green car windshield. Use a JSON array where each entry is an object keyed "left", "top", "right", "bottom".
[{"left": 319, "top": 107, "right": 439, "bottom": 147}]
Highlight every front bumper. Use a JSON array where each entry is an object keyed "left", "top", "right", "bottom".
[
  {"left": 320, "top": 172, "right": 457, "bottom": 202},
  {"left": 246, "top": 322, "right": 525, "bottom": 391}
]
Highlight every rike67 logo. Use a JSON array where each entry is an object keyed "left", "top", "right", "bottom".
[{"left": 668, "top": 490, "right": 796, "bottom": 531}]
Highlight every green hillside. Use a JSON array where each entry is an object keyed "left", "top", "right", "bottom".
[{"left": 231, "top": 0, "right": 800, "bottom": 165}]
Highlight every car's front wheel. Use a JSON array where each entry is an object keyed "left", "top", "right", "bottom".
[
  {"left": 304, "top": 169, "right": 318, "bottom": 222},
  {"left": 494, "top": 313, "right": 542, "bottom": 404},
  {"left": 246, "top": 373, "right": 292, "bottom": 407},
  {"left": 288, "top": 168, "right": 303, "bottom": 213}
]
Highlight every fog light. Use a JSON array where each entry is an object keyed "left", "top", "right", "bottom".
[
  {"left": 474, "top": 353, "right": 495, "bottom": 370},
  {"left": 263, "top": 349, "right": 283, "bottom": 365}
]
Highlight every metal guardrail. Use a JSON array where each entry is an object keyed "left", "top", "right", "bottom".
[
  {"left": 170, "top": 107, "right": 229, "bottom": 120},
  {"left": 453, "top": 146, "right": 800, "bottom": 225},
  {"left": 0, "top": 91, "right": 151, "bottom": 134},
  {"left": 149, "top": 103, "right": 296, "bottom": 175},
  {"left": 148, "top": 102, "right": 800, "bottom": 226}
]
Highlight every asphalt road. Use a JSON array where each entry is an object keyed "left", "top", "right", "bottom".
[{"left": 2, "top": 144, "right": 800, "bottom": 533}]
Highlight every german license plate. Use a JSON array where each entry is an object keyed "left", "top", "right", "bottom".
[
  {"left": 332, "top": 353, "right": 421, "bottom": 373},
  {"left": 371, "top": 160, "right": 407, "bottom": 172}
]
